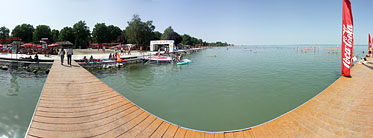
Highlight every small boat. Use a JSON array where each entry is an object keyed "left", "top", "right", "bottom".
[{"left": 177, "top": 59, "right": 192, "bottom": 65}]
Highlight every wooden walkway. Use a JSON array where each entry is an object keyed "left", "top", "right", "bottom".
[{"left": 26, "top": 59, "right": 373, "bottom": 138}]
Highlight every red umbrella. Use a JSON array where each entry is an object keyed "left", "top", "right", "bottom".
[
  {"left": 21, "top": 43, "right": 35, "bottom": 47},
  {"left": 48, "top": 44, "right": 58, "bottom": 47},
  {"left": 36, "top": 45, "right": 42, "bottom": 48},
  {"left": 7, "top": 44, "right": 12, "bottom": 47}
]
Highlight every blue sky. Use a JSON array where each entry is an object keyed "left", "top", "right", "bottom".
[{"left": 1, "top": 0, "right": 373, "bottom": 45}]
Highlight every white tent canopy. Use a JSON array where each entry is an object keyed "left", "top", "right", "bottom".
[{"left": 150, "top": 40, "right": 174, "bottom": 52}]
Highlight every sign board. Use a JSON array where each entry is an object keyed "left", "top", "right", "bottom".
[
  {"left": 12, "top": 44, "right": 17, "bottom": 53},
  {"left": 150, "top": 40, "right": 175, "bottom": 52},
  {"left": 2, "top": 44, "right": 6, "bottom": 49},
  {"left": 9, "top": 37, "right": 21, "bottom": 41}
]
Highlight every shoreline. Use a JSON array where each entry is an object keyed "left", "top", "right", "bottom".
[{"left": 0, "top": 47, "right": 206, "bottom": 70}]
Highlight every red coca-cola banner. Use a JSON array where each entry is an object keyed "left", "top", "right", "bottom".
[
  {"left": 341, "top": 0, "right": 353, "bottom": 77},
  {"left": 369, "top": 33, "right": 371, "bottom": 49}
]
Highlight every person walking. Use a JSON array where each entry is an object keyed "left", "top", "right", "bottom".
[
  {"left": 67, "top": 47, "right": 73, "bottom": 66},
  {"left": 140, "top": 46, "right": 143, "bottom": 56},
  {"left": 60, "top": 48, "right": 65, "bottom": 65},
  {"left": 34, "top": 53, "right": 39, "bottom": 64}
]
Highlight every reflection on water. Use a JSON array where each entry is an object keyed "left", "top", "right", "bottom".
[
  {"left": 8, "top": 72, "right": 19, "bottom": 96},
  {"left": 89, "top": 45, "right": 368, "bottom": 131},
  {"left": 0, "top": 69, "right": 47, "bottom": 138}
]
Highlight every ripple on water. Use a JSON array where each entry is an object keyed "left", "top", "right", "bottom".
[{"left": 0, "top": 69, "right": 47, "bottom": 138}]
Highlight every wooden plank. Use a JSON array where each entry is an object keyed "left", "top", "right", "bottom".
[
  {"left": 242, "top": 129, "right": 254, "bottom": 138},
  {"left": 184, "top": 130, "right": 197, "bottom": 138},
  {"left": 118, "top": 115, "right": 157, "bottom": 137},
  {"left": 36, "top": 98, "right": 129, "bottom": 113},
  {"left": 214, "top": 133, "right": 225, "bottom": 138},
  {"left": 204, "top": 133, "right": 215, "bottom": 138},
  {"left": 32, "top": 105, "right": 140, "bottom": 125},
  {"left": 35, "top": 101, "right": 134, "bottom": 117},
  {"left": 34, "top": 100, "right": 131, "bottom": 117},
  {"left": 174, "top": 127, "right": 188, "bottom": 138},
  {"left": 195, "top": 131, "right": 205, "bottom": 138},
  {"left": 162, "top": 123, "right": 179, "bottom": 138},
  {"left": 30, "top": 105, "right": 139, "bottom": 131},
  {"left": 26, "top": 135, "right": 38, "bottom": 138},
  {"left": 135, "top": 118, "right": 163, "bottom": 138},
  {"left": 150, "top": 122, "right": 171, "bottom": 138},
  {"left": 95, "top": 111, "right": 149, "bottom": 137},
  {"left": 224, "top": 132, "right": 234, "bottom": 138},
  {"left": 233, "top": 131, "right": 245, "bottom": 138}
]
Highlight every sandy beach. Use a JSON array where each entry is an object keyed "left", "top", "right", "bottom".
[{"left": 0, "top": 49, "right": 161, "bottom": 60}]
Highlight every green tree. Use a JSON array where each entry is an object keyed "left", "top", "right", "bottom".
[
  {"left": 11, "top": 24, "right": 34, "bottom": 42},
  {"left": 125, "top": 14, "right": 155, "bottom": 49},
  {"left": 92, "top": 23, "right": 107, "bottom": 43},
  {"left": 51, "top": 29, "right": 59, "bottom": 43},
  {"left": 107, "top": 25, "right": 122, "bottom": 43},
  {"left": 169, "top": 32, "right": 182, "bottom": 45},
  {"left": 33, "top": 25, "right": 52, "bottom": 42},
  {"left": 161, "top": 26, "right": 174, "bottom": 40},
  {"left": 153, "top": 31, "right": 162, "bottom": 40},
  {"left": 208, "top": 41, "right": 229, "bottom": 46},
  {"left": 181, "top": 34, "right": 193, "bottom": 45},
  {"left": 58, "top": 27, "right": 75, "bottom": 43},
  {"left": 117, "top": 30, "right": 126, "bottom": 43},
  {"left": 191, "top": 37, "right": 199, "bottom": 46},
  {"left": 73, "top": 20, "right": 91, "bottom": 48},
  {"left": 161, "top": 26, "right": 182, "bottom": 45},
  {"left": 0, "top": 26, "right": 10, "bottom": 40}
]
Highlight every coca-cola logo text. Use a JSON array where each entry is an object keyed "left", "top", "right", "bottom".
[{"left": 342, "top": 24, "right": 353, "bottom": 69}]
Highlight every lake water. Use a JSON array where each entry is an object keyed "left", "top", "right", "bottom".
[
  {"left": 0, "top": 69, "right": 46, "bottom": 138},
  {"left": 0, "top": 45, "right": 367, "bottom": 137},
  {"left": 89, "top": 45, "right": 367, "bottom": 132}
]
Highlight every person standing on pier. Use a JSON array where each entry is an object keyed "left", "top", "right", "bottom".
[
  {"left": 34, "top": 53, "right": 39, "bottom": 64},
  {"left": 128, "top": 47, "right": 131, "bottom": 55},
  {"left": 67, "top": 47, "right": 73, "bottom": 66},
  {"left": 60, "top": 48, "right": 65, "bottom": 65},
  {"left": 157, "top": 48, "right": 161, "bottom": 57}
]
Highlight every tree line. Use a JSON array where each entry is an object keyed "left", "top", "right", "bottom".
[{"left": 0, "top": 15, "right": 230, "bottom": 49}]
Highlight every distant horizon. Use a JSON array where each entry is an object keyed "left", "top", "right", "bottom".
[{"left": 235, "top": 44, "right": 368, "bottom": 46}]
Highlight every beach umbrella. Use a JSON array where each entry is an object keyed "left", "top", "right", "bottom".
[
  {"left": 57, "top": 41, "right": 73, "bottom": 46},
  {"left": 48, "top": 44, "right": 58, "bottom": 47},
  {"left": 21, "top": 43, "right": 35, "bottom": 47}
]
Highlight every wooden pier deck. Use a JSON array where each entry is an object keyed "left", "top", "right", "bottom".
[{"left": 26, "top": 59, "right": 373, "bottom": 137}]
